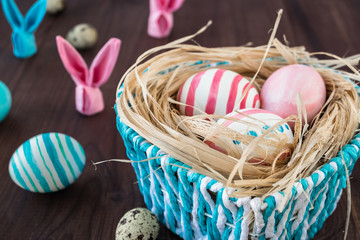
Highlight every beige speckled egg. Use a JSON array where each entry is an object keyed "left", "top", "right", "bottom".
[
  {"left": 116, "top": 208, "right": 159, "bottom": 240},
  {"left": 66, "top": 24, "right": 98, "bottom": 50},
  {"left": 46, "top": 0, "right": 66, "bottom": 15}
]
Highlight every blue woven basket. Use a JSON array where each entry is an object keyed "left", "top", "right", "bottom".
[{"left": 115, "top": 60, "right": 360, "bottom": 239}]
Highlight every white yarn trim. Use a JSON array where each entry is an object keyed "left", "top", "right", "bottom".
[
  {"left": 265, "top": 209, "right": 276, "bottom": 238},
  {"left": 161, "top": 155, "right": 180, "bottom": 199},
  {"left": 272, "top": 192, "right": 285, "bottom": 210},
  {"left": 271, "top": 196, "right": 292, "bottom": 239},
  {"left": 250, "top": 198, "right": 265, "bottom": 237},
  {"left": 290, "top": 178, "right": 314, "bottom": 234},
  {"left": 191, "top": 182, "right": 203, "bottom": 239},
  {"left": 313, "top": 170, "right": 325, "bottom": 187},
  {"left": 329, "top": 161, "right": 338, "bottom": 172},
  {"left": 148, "top": 161, "right": 157, "bottom": 215},
  {"left": 308, "top": 185, "right": 329, "bottom": 226},
  {"left": 301, "top": 183, "right": 329, "bottom": 239},
  {"left": 240, "top": 202, "right": 251, "bottom": 240},
  {"left": 210, "top": 182, "right": 223, "bottom": 192},
  {"left": 200, "top": 177, "right": 216, "bottom": 212},
  {"left": 216, "top": 205, "right": 227, "bottom": 236}
]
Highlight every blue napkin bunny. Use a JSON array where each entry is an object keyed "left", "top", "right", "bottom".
[{"left": 1, "top": 0, "right": 47, "bottom": 58}]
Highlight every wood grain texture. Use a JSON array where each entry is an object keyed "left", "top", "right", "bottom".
[{"left": 0, "top": 0, "right": 359, "bottom": 239}]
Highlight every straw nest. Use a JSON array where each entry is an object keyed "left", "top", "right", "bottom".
[{"left": 116, "top": 20, "right": 360, "bottom": 200}]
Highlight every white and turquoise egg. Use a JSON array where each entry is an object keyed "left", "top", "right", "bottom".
[
  {"left": 208, "top": 108, "right": 294, "bottom": 163},
  {"left": 0, "top": 80, "right": 11, "bottom": 122},
  {"left": 9, "top": 133, "right": 86, "bottom": 193}
]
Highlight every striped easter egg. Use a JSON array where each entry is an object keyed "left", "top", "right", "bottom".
[
  {"left": 0, "top": 80, "right": 11, "bottom": 122},
  {"left": 9, "top": 133, "right": 85, "bottom": 193},
  {"left": 208, "top": 109, "right": 293, "bottom": 162},
  {"left": 177, "top": 68, "right": 260, "bottom": 116}
]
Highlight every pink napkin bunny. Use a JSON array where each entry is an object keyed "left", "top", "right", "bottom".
[
  {"left": 148, "top": 0, "right": 185, "bottom": 38},
  {"left": 56, "top": 36, "right": 121, "bottom": 116}
]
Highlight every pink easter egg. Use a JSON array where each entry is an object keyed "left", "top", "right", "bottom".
[
  {"left": 260, "top": 64, "right": 326, "bottom": 128},
  {"left": 208, "top": 108, "right": 294, "bottom": 164},
  {"left": 177, "top": 68, "right": 260, "bottom": 116}
]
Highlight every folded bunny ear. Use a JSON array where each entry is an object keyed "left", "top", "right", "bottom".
[
  {"left": 166, "top": 0, "right": 185, "bottom": 12},
  {"left": 148, "top": 0, "right": 184, "bottom": 38},
  {"left": 56, "top": 36, "right": 88, "bottom": 85},
  {"left": 151, "top": 0, "right": 184, "bottom": 12},
  {"left": 1, "top": 0, "right": 24, "bottom": 30},
  {"left": 24, "top": 0, "right": 46, "bottom": 33},
  {"left": 89, "top": 38, "right": 121, "bottom": 87},
  {"left": 148, "top": 11, "right": 173, "bottom": 39}
]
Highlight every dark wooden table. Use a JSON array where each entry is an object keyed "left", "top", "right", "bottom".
[{"left": 0, "top": 0, "right": 359, "bottom": 239}]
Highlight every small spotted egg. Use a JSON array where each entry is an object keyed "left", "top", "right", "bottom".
[
  {"left": 46, "top": 0, "right": 66, "bottom": 15},
  {"left": 66, "top": 23, "right": 98, "bottom": 50},
  {"left": 116, "top": 208, "right": 159, "bottom": 240},
  {"left": 9, "top": 133, "right": 85, "bottom": 193},
  {"left": 0, "top": 80, "right": 11, "bottom": 122},
  {"left": 208, "top": 108, "right": 294, "bottom": 164}
]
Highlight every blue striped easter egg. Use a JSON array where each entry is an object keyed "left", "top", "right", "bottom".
[
  {"left": 0, "top": 80, "right": 11, "bottom": 122},
  {"left": 9, "top": 133, "right": 86, "bottom": 193}
]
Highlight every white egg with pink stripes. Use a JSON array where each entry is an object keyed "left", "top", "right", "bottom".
[{"left": 177, "top": 68, "right": 260, "bottom": 116}]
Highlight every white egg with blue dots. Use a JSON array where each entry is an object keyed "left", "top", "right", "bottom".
[
  {"left": 9, "top": 133, "right": 85, "bottom": 193},
  {"left": 211, "top": 108, "right": 293, "bottom": 160}
]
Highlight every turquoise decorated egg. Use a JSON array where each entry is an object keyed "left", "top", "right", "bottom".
[
  {"left": 0, "top": 80, "right": 11, "bottom": 122},
  {"left": 207, "top": 109, "right": 294, "bottom": 164},
  {"left": 9, "top": 133, "right": 86, "bottom": 193}
]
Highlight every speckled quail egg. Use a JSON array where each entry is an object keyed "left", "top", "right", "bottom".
[
  {"left": 116, "top": 208, "right": 159, "bottom": 240},
  {"left": 66, "top": 23, "right": 98, "bottom": 50},
  {"left": 46, "top": 0, "right": 66, "bottom": 15}
]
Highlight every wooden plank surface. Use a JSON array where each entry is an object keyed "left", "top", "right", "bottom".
[{"left": 0, "top": 0, "right": 359, "bottom": 239}]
